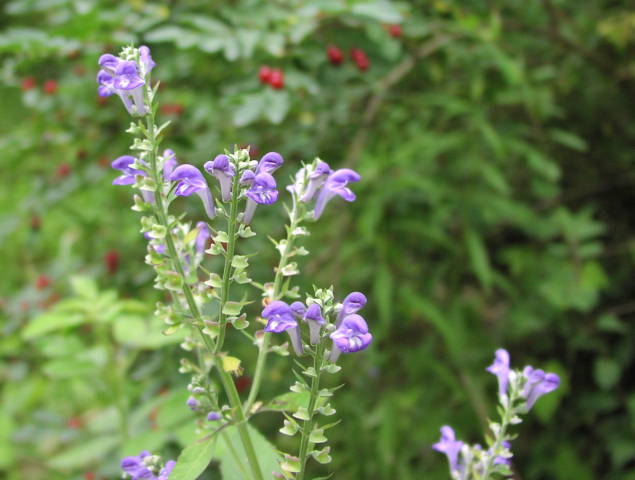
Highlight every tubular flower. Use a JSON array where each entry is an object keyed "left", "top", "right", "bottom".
[
  {"left": 204, "top": 154, "right": 235, "bottom": 202},
  {"left": 314, "top": 168, "right": 361, "bottom": 219},
  {"left": 329, "top": 313, "right": 372, "bottom": 362},
  {"left": 97, "top": 46, "right": 154, "bottom": 116},
  {"left": 486, "top": 348, "right": 511, "bottom": 397},
  {"left": 521, "top": 366, "right": 560, "bottom": 409},
  {"left": 301, "top": 160, "right": 332, "bottom": 202},
  {"left": 242, "top": 172, "right": 278, "bottom": 224},
  {"left": 303, "top": 303, "right": 325, "bottom": 345},
  {"left": 432, "top": 426, "right": 465, "bottom": 475},
  {"left": 336, "top": 291, "right": 367, "bottom": 326},
  {"left": 195, "top": 222, "right": 210, "bottom": 255},
  {"left": 162, "top": 149, "right": 178, "bottom": 180},
  {"left": 256, "top": 151, "right": 284, "bottom": 174},
  {"left": 120, "top": 451, "right": 175, "bottom": 480},
  {"left": 112, "top": 155, "right": 154, "bottom": 203},
  {"left": 262, "top": 301, "right": 303, "bottom": 355},
  {"left": 169, "top": 164, "right": 216, "bottom": 219}
]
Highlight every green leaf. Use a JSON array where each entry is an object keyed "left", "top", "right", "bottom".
[
  {"left": 48, "top": 435, "right": 119, "bottom": 470},
  {"left": 351, "top": 2, "right": 402, "bottom": 23},
  {"left": 23, "top": 313, "right": 85, "bottom": 340},
  {"left": 169, "top": 436, "right": 217, "bottom": 480},
  {"left": 222, "top": 301, "right": 243, "bottom": 316},
  {"left": 594, "top": 357, "right": 621, "bottom": 390},
  {"left": 216, "top": 424, "right": 281, "bottom": 479},
  {"left": 70, "top": 275, "right": 98, "bottom": 298},
  {"left": 465, "top": 229, "right": 492, "bottom": 290}
]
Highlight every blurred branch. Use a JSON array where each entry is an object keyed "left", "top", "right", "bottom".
[{"left": 344, "top": 34, "right": 456, "bottom": 167}]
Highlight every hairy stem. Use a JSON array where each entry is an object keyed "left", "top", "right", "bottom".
[
  {"left": 143, "top": 88, "right": 263, "bottom": 480},
  {"left": 244, "top": 203, "right": 302, "bottom": 412},
  {"left": 297, "top": 342, "right": 326, "bottom": 480},
  {"left": 215, "top": 171, "right": 242, "bottom": 353}
]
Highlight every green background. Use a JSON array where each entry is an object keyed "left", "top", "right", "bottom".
[{"left": 1, "top": 0, "right": 635, "bottom": 479}]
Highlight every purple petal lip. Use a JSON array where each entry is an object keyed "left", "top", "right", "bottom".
[
  {"left": 246, "top": 172, "right": 278, "bottom": 205},
  {"left": 311, "top": 160, "right": 332, "bottom": 178},
  {"left": 486, "top": 348, "right": 511, "bottom": 396},
  {"left": 98, "top": 53, "right": 120, "bottom": 71},
  {"left": 139, "top": 45, "right": 156, "bottom": 72},
  {"left": 204, "top": 154, "right": 235, "bottom": 176},
  {"left": 262, "top": 300, "right": 297, "bottom": 333},
  {"left": 329, "top": 168, "right": 361, "bottom": 184},
  {"left": 290, "top": 301, "right": 306, "bottom": 318},
  {"left": 113, "top": 61, "right": 145, "bottom": 90},
  {"left": 304, "top": 304, "right": 325, "bottom": 324},
  {"left": 342, "top": 292, "right": 367, "bottom": 314},
  {"left": 257, "top": 152, "right": 284, "bottom": 174},
  {"left": 169, "top": 164, "right": 208, "bottom": 196},
  {"left": 240, "top": 170, "right": 256, "bottom": 185},
  {"left": 330, "top": 314, "right": 373, "bottom": 353}
]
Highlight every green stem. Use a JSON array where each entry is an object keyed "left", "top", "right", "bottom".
[
  {"left": 244, "top": 204, "right": 302, "bottom": 412},
  {"left": 480, "top": 393, "right": 516, "bottom": 480},
  {"left": 215, "top": 172, "right": 242, "bottom": 353},
  {"left": 297, "top": 343, "right": 326, "bottom": 480},
  {"left": 143, "top": 90, "right": 263, "bottom": 480}
]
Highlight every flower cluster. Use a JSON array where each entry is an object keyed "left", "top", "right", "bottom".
[
  {"left": 261, "top": 291, "right": 372, "bottom": 361},
  {"left": 433, "top": 349, "right": 560, "bottom": 479},
  {"left": 120, "top": 451, "right": 175, "bottom": 480},
  {"left": 288, "top": 159, "right": 361, "bottom": 219},
  {"left": 100, "top": 45, "right": 369, "bottom": 480},
  {"left": 97, "top": 45, "right": 154, "bottom": 116}
]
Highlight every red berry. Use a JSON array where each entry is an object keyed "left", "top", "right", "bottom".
[
  {"left": 269, "top": 69, "right": 284, "bottom": 89},
  {"left": 21, "top": 77, "right": 36, "bottom": 91},
  {"left": 56, "top": 163, "right": 71, "bottom": 178},
  {"left": 351, "top": 48, "right": 370, "bottom": 71},
  {"left": 84, "top": 473, "right": 96, "bottom": 480},
  {"left": 30, "top": 215, "right": 41, "bottom": 230},
  {"left": 160, "top": 103, "right": 185, "bottom": 115},
  {"left": 258, "top": 66, "right": 272, "bottom": 84},
  {"left": 327, "top": 45, "right": 344, "bottom": 65},
  {"left": 43, "top": 79, "right": 58, "bottom": 95},
  {"left": 104, "top": 250, "right": 120, "bottom": 275},
  {"left": 388, "top": 24, "right": 402, "bottom": 37},
  {"left": 36, "top": 275, "right": 51, "bottom": 290},
  {"left": 67, "top": 417, "right": 83, "bottom": 429},
  {"left": 235, "top": 375, "right": 252, "bottom": 393}
]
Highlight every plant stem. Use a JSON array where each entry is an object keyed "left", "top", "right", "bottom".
[
  {"left": 215, "top": 171, "right": 242, "bottom": 353},
  {"left": 244, "top": 204, "right": 302, "bottom": 412},
  {"left": 143, "top": 93, "right": 263, "bottom": 480},
  {"left": 480, "top": 393, "right": 516, "bottom": 480},
  {"left": 297, "top": 342, "right": 326, "bottom": 480}
]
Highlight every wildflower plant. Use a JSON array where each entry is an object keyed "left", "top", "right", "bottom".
[
  {"left": 433, "top": 349, "right": 560, "bottom": 480},
  {"left": 98, "top": 46, "right": 371, "bottom": 480}
]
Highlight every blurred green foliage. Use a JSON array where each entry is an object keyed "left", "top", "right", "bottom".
[{"left": 2, "top": 0, "right": 635, "bottom": 479}]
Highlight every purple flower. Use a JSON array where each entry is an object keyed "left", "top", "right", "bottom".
[
  {"left": 290, "top": 301, "right": 307, "bottom": 318},
  {"left": 207, "top": 411, "right": 222, "bottom": 422},
  {"left": 186, "top": 396, "right": 199, "bottom": 411},
  {"left": 96, "top": 51, "right": 147, "bottom": 116},
  {"left": 329, "top": 314, "right": 372, "bottom": 362},
  {"left": 240, "top": 170, "right": 256, "bottom": 186},
  {"left": 486, "top": 349, "right": 511, "bottom": 397},
  {"left": 139, "top": 45, "right": 155, "bottom": 73},
  {"left": 492, "top": 441, "right": 513, "bottom": 466},
  {"left": 113, "top": 61, "right": 144, "bottom": 90},
  {"left": 432, "top": 426, "right": 464, "bottom": 474},
  {"left": 303, "top": 304, "right": 325, "bottom": 345},
  {"left": 204, "top": 154, "right": 236, "bottom": 202},
  {"left": 163, "top": 149, "right": 178, "bottom": 180},
  {"left": 337, "top": 291, "right": 367, "bottom": 325},
  {"left": 98, "top": 53, "right": 120, "bottom": 73},
  {"left": 112, "top": 155, "right": 146, "bottom": 185},
  {"left": 301, "top": 160, "right": 332, "bottom": 202},
  {"left": 169, "top": 164, "right": 216, "bottom": 219},
  {"left": 158, "top": 460, "right": 175, "bottom": 480},
  {"left": 314, "top": 168, "right": 361, "bottom": 219},
  {"left": 256, "top": 152, "right": 284, "bottom": 174},
  {"left": 195, "top": 222, "right": 210, "bottom": 255},
  {"left": 521, "top": 366, "right": 560, "bottom": 409},
  {"left": 144, "top": 232, "right": 166, "bottom": 255},
  {"left": 242, "top": 173, "right": 278, "bottom": 224},
  {"left": 262, "top": 301, "right": 303, "bottom": 355},
  {"left": 121, "top": 451, "right": 154, "bottom": 479}
]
